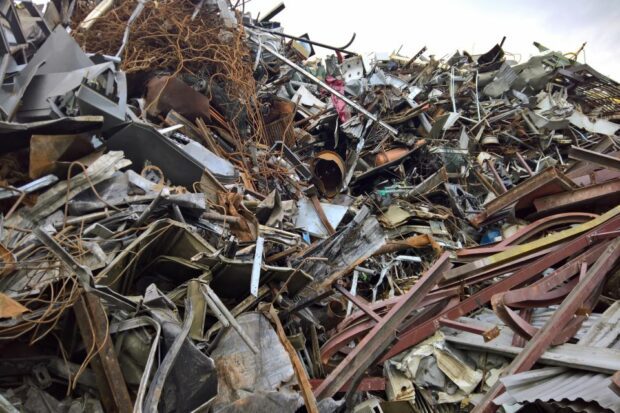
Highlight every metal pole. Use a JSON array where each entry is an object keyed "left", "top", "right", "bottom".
[{"left": 257, "top": 43, "right": 399, "bottom": 135}]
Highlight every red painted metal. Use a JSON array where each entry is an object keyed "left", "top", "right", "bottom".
[
  {"left": 381, "top": 215, "right": 620, "bottom": 362},
  {"left": 309, "top": 377, "right": 386, "bottom": 393},
  {"left": 436, "top": 318, "right": 500, "bottom": 342},
  {"left": 457, "top": 212, "right": 596, "bottom": 258},
  {"left": 338, "top": 287, "right": 459, "bottom": 331},
  {"left": 472, "top": 239, "right": 620, "bottom": 413},
  {"left": 314, "top": 253, "right": 451, "bottom": 400}
]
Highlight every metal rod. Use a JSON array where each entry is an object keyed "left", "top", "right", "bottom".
[
  {"left": 250, "top": 236, "right": 265, "bottom": 297},
  {"left": 314, "top": 253, "right": 451, "bottom": 400},
  {"left": 246, "top": 23, "right": 356, "bottom": 53},
  {"left": 472, "top": 240, "right": 620, "bottom": 413},
  {"left": 256, "top": 43, "right": 398, "bottom": 135},
  {"left": 203, "top": 284, "right": 259, "bottom": 354}
]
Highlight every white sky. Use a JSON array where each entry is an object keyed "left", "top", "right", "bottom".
[{"left": 243, "top": 0, "right": 620, "bottom": 80}]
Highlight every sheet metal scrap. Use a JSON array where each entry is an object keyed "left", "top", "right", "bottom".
[{"left": 0, "top": 1, "right": 619, "bottom": 412}]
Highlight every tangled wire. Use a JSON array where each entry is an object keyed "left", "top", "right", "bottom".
[{"left": 73, "top": 0, "right": 289, "bottom": 192}]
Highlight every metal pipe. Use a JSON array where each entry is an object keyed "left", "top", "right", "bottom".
[{"left": 255, "top": 42, "right": 398, "bottom": 135}]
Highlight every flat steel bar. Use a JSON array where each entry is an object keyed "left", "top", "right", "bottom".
[
  {"left": 381, "top": 214, "right": 620, "bottom": 361},
  {"left": 334, "top": 284, "right": 382, "bottom": 323},
  {"left": 472, "top": 239, "right": 620, "bottom": 413},
  {"left": 568, "top": 145, "right": 620, "bottom": 173},
  {"left": 250, "top": 236, "right": 265, "bottom": 297},
  {"left": 314, "top": 253, "right": 451, "bottom": 400}
]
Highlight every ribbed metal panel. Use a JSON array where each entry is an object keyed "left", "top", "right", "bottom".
[{"left": 496, "top": 367, "right": 620, "bottom": 412}]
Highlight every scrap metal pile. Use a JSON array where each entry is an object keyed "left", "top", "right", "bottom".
[{"left": 1, "top": 1, "right": 620, "bottom": 412}]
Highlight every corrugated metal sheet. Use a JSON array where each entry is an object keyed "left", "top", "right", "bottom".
[{"left": 495, "top": 367, "right": 619, "bottom": 413}]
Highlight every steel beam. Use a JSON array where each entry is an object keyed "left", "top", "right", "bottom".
[
  {"left": 381, "top": 213, "right": 620, "bottom": 361},
  {"left": 456, "top": 212, "right": 596, "bottom": 258},
  {"left": 569, "top": 145, "right": 620, "bottom": 173},
  {"left": 314, "top": 253, "right": 451, "bottom": 400},
  {"left": 471, "top": 167, "right": 575, "bottom": 226},
  {"left": 74, "top": 292, "right": 133, "bottom": 413},
  {"left": 533, "top": 179, "right": 620, "bottom": 213},
  {"left": 309, "top": 377, "right": 386, "bottom": 393},
  {"left": 447, "top": 205, "right": 620, "bottom": 281},
  {"left": 472, "top": 238, "right": 620, "bottom": 413}
]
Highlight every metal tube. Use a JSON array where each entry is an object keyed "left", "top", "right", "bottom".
[{"left": 256, "top": 43, "right": 398, "bottom": 135}]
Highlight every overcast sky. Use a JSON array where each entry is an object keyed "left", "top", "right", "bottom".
[{"left": 243, "top": 0, "right": 620, "bottom": 80}]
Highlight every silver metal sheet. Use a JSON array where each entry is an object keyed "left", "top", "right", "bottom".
[{"left": 294, "top": 197, "right": 348, "bottom": 238}]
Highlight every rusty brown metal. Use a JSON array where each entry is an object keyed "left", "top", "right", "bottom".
[
  {"left": 492, "top": 243, "right": 609, "bottom": 345},
  {"left": 309, "top": 377, "right": 386, "bottom": 393},
  {"left": 571, "top": 169, "right": 620, "bottom": 187},
  {"left": 515, "top": 152, "right": 534, "bottom": 176},
  {"left": 338, "top": 287, "right": 460, "bottom": 331},
  {"left": 0, "top": 243, "right": 16, "bottom": 277},
  {"left": 568, "top": 145, "right": 620, "bottom": 173},
  {"left": 314, "top": 252, "right": 451, "bottom": 400},
  {"left": 334, "top": 284, "right": 382, "bottom": 323},
  {"left": 145, "top": 76, "right": 211, "bottom": 121},
  {"left": 472, "top": 238, "right": 620, "bottom": 413},
  {"left": 610, "top": 371, "right": 620, "bottom": 397},
  {"left": 375, "top": 148, "right": 409, "bottom": 166},
  {"left": 381, "top": 214, "right": 620, "bottom": 361},
  {"left": 373, "top": 233, "right": 441, "bottom": 256},
  {"left": 321, "top": 295, "right": 461, "bottom": 366},
  {"left": 486, "top": 159, "right": 507, "bottom": 193},
  {"left": 310, "top": 194, "right": 336, "bottom": 235},
  {"left": 533, "top": 179, "right": 620, "bottom": 214},
  {"left": 268, "top": 305, "right": 319, "bottom": 413},
  {"left": 473, "top": 166, "right": 501, "bottom": 196},
  {"left": 74, "top": 292, "right": 133, "bottom": 413},
  {"left": 511, "top": 308, "right": 532, "bottom": 348},
  {"left": 436, "top": 318, "right": 500, "bottom": 342},
  {"left": 471, "top": 167, "right": 576, "bottom": 227},
  {"left": 312, "top": 151, "right": 345, "bottom": 198},
  {"left": 447, "top": 207, "right": 620, "bottom": 281},
  {"left": 457, "top": 212, "right": 597, "bottom": 258}
]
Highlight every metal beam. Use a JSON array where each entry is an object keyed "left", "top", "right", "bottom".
[
  {"left": 534, "top": 179, "right": 620, "bottom": 213},
  {"left": 472, "top": 238, "right": 620, "bottom": 413},
  {"left": 381, "top": 213, "right": 620, "bottom": 361},
  {"left": 447, "top": 205, "right": 620, "bottom": 281},
  {"left": 314, "top": 253, "right": 451, "bottom": 400},
  {"left": 309, "top": 377, "right": 386, "bottom": 393},
  {"left": 74, "top": 292, "right": 133, "bottom": 413},
  {"left": 471, "top": 167, "right": 575, "bottom": 227},
  {"left": 569, "top": 145, "right": 620, "bottom": 173}
]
